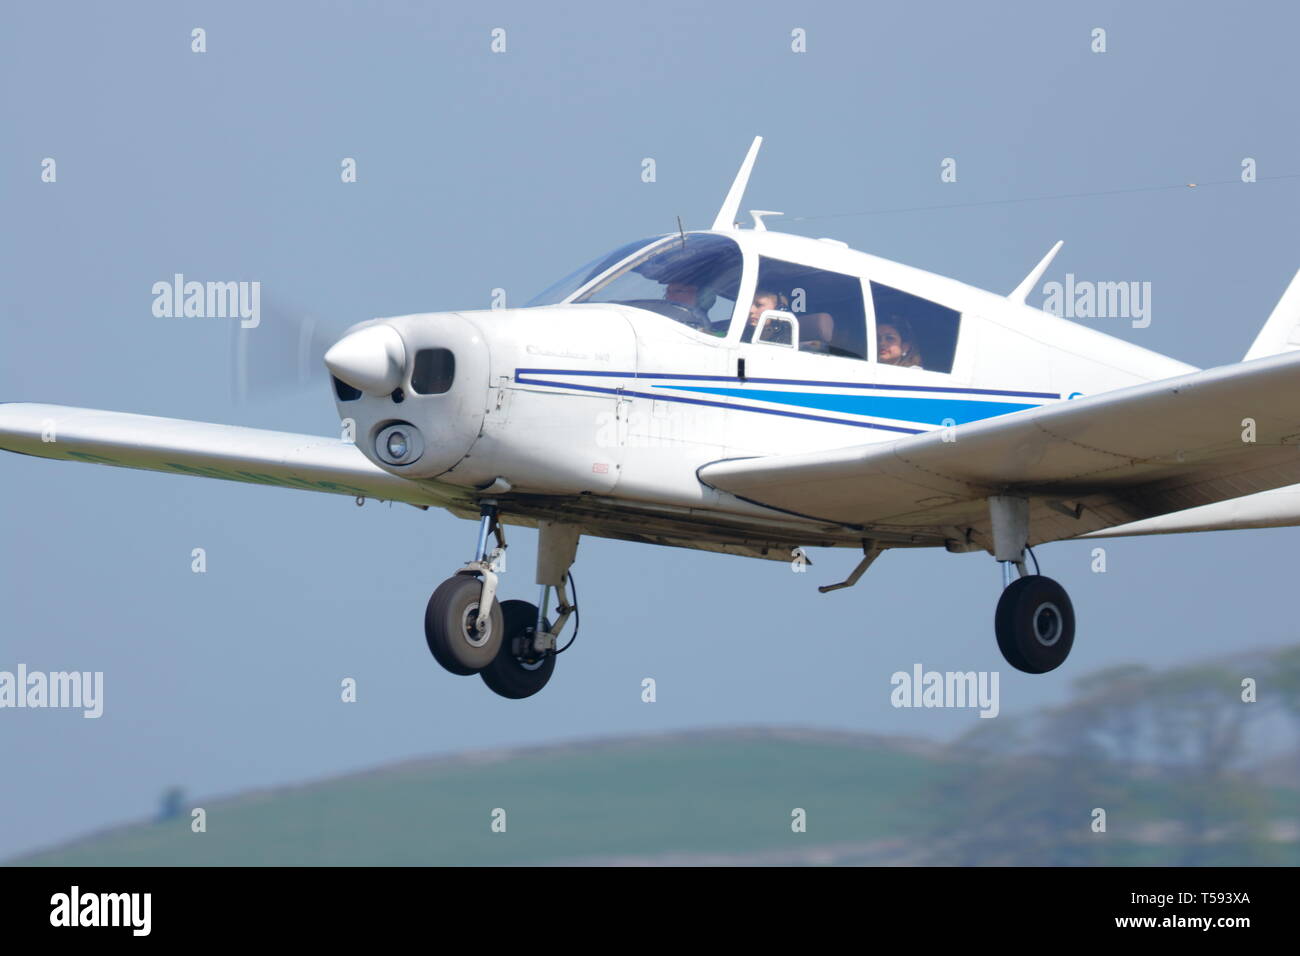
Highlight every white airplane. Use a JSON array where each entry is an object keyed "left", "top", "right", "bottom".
[{"left": 5, "top": 137, "right": 1300, "bottom": 698}]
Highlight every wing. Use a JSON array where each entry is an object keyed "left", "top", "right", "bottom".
[
  {"left": 0, "top": 403, "right": 461, "bottom": 508},
  {"left": 1082, "top": 484, "right": 1300, "bottom": 538},
  {"left": 697, "top": 351, "right": 1300, "bottom": 548}
]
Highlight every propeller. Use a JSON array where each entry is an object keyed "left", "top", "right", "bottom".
[{"left": 227, "top": 299, "right": 355, "bottom": 405}]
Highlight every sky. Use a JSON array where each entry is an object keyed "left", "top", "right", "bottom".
[{"left": 2, "top": 0, "right": 1299, "bottom": 860}]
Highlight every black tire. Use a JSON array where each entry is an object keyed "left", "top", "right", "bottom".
[
  {"left": 995, "top": 574, "right": 1075, "bottom": 674},
  {"left": 424, "top": 574, "right": 503, "bottom": 675},
  {"left": 480, "top": 599, "right": 556, "bottom": 699}
]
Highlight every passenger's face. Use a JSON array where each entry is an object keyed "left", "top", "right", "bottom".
[
  {"left": 878, "top": 324, "right": 905, "bottom": 363},
  {"left": 749, "top": 294, "right": 778, "bottom": 322},
  {"left": 665, "top": 283, "right": 698, "bottom": 306}
]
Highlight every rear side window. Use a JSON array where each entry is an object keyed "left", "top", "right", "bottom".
[
  {"left": 747, "top": 258, "right": 868, "bottom": 358},
  {"left": 870, "top": 282, "right": 961, "bottom": 373},
  {"left": 411, "top": 348, "right": 455, "bottom": 394}
]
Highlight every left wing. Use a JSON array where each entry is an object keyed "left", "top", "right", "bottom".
[
  {"left": 0, "top": 403, "right": 460, "bottom": 508},
  {"left": 697, "top": 351, "right": 1300, "bottom": 547}
]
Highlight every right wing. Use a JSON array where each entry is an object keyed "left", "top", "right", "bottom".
[
  {"left": 0, "top": 403, "right": 461, "bottom": 508},
  {"left": 698, "top": 350, "right": 1300, "bottom": 548}
]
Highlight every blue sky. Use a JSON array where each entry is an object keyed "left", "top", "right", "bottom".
[{"left": 2, "top": 0, "right": 1298, "bottom": 859}]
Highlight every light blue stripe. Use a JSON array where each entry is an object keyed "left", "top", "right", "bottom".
[{"left": 655, "top": 385, "right": 1039, "bottom": 425}]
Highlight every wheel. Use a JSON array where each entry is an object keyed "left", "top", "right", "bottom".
[
  {"left": 424, "top": 574, "right": 504, "bottom": 675},
  {"left": 480, "top": 599, "right": 556, "bottom": 699},
  {"left": 994, "top": 574, "right": 1075, "bottom": 674}
]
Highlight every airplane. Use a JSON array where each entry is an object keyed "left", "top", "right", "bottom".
[{"left": 4, "top": 136, "right": 1300, "bottom": 699}]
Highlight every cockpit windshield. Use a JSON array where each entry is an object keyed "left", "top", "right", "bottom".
[
  {"left": 525, "top": 237, "right": 665, "bottom": 308},
  {"left": 573, "top": 234, "right": 743, "bottom": 334}
]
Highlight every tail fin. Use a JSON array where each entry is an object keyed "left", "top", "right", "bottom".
[{"left": 1244, "top": 268, "right": 1300, "bottom": 361}]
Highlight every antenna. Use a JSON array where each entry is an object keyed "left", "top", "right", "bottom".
[
  {"left": 676, "top": 215, "right": 686, "bottom": 241},
  {"left": 1008, "top": 240, "right": 1064, "bottom": 305},
  {"left": 711, "top": 136, "right": 763, "bottom": 231},
  {"left": 749, "top": 210, "right": 784, "bottom": 232}
]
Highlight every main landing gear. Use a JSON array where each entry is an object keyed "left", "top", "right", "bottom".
[
  {"left": 989, "top": 495, "right": 1075, "bottom": 673},
  {"left": 424, "top": 502, "right": 579, "bottom": 699}
]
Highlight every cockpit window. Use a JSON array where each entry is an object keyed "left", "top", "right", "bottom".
[
  {"left": 526, "top": 237, "right": 666, "bottom": 307},
  {"left": 573, "top": 234, "right": 743, "bottom": 334}
]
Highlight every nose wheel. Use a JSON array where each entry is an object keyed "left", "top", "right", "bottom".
[
  {"left": 994, "top": 574, "right": 1075, "bottom": 673},
  {"left": 423, "top": 505, "right": 579, "bottom": 699},
  {"left": 425, "top": 573, "right": 504, "bottom": 674}
]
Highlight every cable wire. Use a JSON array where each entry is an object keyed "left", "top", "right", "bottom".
[{"left": 554, "top": 570, "right": 580, "bottom": 654}]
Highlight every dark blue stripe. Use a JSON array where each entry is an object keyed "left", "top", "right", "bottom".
[
  {"left": 513, "top": 373, "right": 923, "bottom": 434},
  {"left": 513, "top": 368, "right": 1059, "bottom": 400}
]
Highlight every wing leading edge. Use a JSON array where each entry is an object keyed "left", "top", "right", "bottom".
[
  {"left": 697, "top": 351, "right": 1300, "bottom": 547},
  {"left": 0, "top": 403, "right": 459, "bottom": 508}
]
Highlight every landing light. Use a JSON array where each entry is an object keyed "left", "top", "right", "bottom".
[
  {"left": 387, "top": 431, "right": 408, "bottom": 459},
  {"left": 375, "top": 422, "right": 424, "bottom": 466}
]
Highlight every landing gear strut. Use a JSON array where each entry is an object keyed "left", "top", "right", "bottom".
[
  {"left": 423, "top": 506, "right": 580, "bottom": 699},
  {"left": 989, "top": 495, "right": 1075, "bottom": 674},
  {"left": 424, "top": 502, "right": 506, "bottom": 674}
]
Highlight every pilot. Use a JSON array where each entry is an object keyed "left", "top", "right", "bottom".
[
  {"left": 878, "top": 315, "right": 923, "bottom": 368},
  {"left": 665, "top": 281, "right": 699, "bottom": 308},
  {"left": 663, "top": 281, "right": 713, "bottom": 329}
]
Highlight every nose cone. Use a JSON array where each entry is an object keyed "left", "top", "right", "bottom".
[
  {"left": 324, "top": 324, "right": 406, "bottom": 396},
  {"left": 327, "top": 311, "right": 491, "bottom": 483}
]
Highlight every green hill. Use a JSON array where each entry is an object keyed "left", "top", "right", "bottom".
[
  {"left": 11, "top": 729, "right": 951, "bottom": 866},
  {"left": 10, "top": 727, "right": 1298, "bottom": 866}
]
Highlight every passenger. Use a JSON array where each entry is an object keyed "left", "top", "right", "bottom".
[
  {"left": 877, "top": 315, "right": 923, "bottom": 368},
  {"left": 741, "top": 290, "right": 790, "bottom": 343}
]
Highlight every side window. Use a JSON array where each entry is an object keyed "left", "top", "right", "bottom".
[
  {"left": 743, "top": 258, "right": 868, "bottom": 358},
  {"left": 869, "top": 282, "right": 961, "bottom": 373}
]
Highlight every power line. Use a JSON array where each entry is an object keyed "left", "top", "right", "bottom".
[{"left": 789, "top": 173, "right": 1300, "bottom": 223}]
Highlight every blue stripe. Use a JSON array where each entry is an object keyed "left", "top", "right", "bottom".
[{"left": 657, "top": 385, "right": 1039, "bottom": 425}]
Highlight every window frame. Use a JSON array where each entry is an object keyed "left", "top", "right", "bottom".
[
  {"left": 573, "top": 234, "right": 749, "bottom": 339},
  {"left": 866, "top": 279, "right": 966, "bottom": 377},
  {"left": 528, "top": 236, "right": 674, "bottom": 309}
]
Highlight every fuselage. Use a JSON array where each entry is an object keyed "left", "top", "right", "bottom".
[{"left": 327, "top": 230, "right": 1195, "bottom": 550}]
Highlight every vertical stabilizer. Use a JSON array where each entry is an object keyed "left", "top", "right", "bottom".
[{"left": 1244, "top": 269, "right": 1300, "bottom": 361}]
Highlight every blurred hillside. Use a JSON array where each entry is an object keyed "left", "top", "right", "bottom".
[{"left": 11, "top": 647, "right": 1299, "bottom": 866}]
